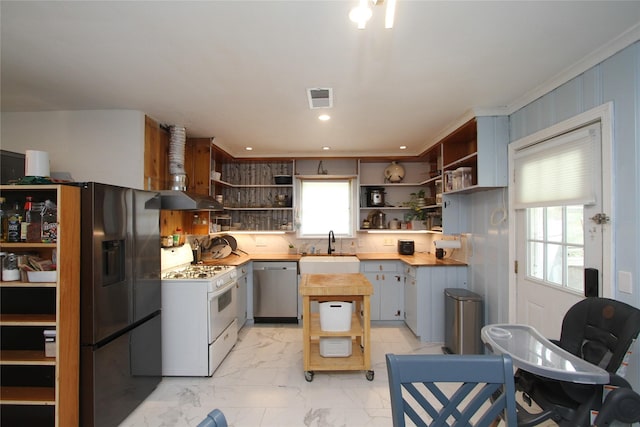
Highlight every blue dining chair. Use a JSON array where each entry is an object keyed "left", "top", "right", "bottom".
[
  {"left": 386, "top": 353, "right": 517, "bottom": 427},
  {"left": 197, "top": 408, "right": 228, "bottom": 427}
]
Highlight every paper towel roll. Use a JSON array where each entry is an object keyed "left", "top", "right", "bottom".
[
  {"left": 434, "top": 240, "right": 461, "bottom": 249},
  {"left": 25, "top": 150, "right": 50, "bottom": 177}
]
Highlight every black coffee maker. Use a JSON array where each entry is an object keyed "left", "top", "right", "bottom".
[{"left": 366, "top": 187, "right": 385, "bottom": 207}]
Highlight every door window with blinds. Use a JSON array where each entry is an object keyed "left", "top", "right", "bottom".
[{"left": 514, "top": 123, "right": 600, "bottom": 292}]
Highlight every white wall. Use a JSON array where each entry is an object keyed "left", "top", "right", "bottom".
[
  {"left": 1, "top": 110, "right": 146, "bottom": 189},
  {"left": 203, "top": 232, "right": 437, "bottom": 256}
]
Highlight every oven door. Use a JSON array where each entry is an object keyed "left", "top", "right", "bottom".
[{"left": 208, "top": 281, "right": 237, "bottom": 343}]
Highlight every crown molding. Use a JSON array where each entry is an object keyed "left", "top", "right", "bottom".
[{"left": 507, "top": 22, "right": 640, "bottom": 114}]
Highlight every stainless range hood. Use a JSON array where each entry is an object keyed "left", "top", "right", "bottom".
[
  {"left": 159, "top": 125, "right": 223, "bottom": 211},
  {"left": 159, "top": 191, "right": 223, "bottom": 211}
]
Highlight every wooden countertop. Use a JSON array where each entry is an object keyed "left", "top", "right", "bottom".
[
  {"left": 361, "top": 252, "right": 467, "bottom": 266},
  {"left": 299, "top": 273, "right": 373, "bottom": 296},
  {"left": 203, "top": 252, "right": 466, "bottom": 267}
]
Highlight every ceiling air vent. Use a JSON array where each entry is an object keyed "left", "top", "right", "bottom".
[{"left": 307, "top": 88, "right": 333, "bottom": 109}]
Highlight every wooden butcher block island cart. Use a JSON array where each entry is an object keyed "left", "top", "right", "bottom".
[{"left": 299, "top": 273, "right": 374, "bottom": 382}]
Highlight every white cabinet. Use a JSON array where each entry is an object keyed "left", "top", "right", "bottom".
[
  {"left": 403, "top": 266, "right": 419, "bottom": 335},
  {"left": 403, "top": 264, "right": 468, "bottom": 342},
  {"left": 236, "top": 262, "right": 250, "bottom": 330},
  {"left": 361, "top": 261, "right": 403, "bottom": 321}
]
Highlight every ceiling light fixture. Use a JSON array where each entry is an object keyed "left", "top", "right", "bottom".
[
  {"left": 385, "top": 0, "right": 396, "bottom": 29},
  {"left": 399, "top": 145, "right": 407, "bottom": 150},
  {"left": 350, "top": 0, "right": 396, "bottom": 29},
  {"left": 349, "top": 0, "right": 372, "bottom": 29},
  {"left": 322, "top": 146, "right": 331, "bottom": 150},
  {"left": 245, "top": 147, "right": 253, "bottom": 151},
  {"left": 318, "top": 114, "right": 330, "bottom": 121}
]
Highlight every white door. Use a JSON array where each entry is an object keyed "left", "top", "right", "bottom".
[{"left": 510, "top": 108, "right": 613, "bottom": 340}]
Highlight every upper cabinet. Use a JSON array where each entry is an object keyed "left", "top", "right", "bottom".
[
  {"left": 439, "top": 116, "right": 509, "bottom": 234},
  {"left": 214, "top": 158, "right": 296, "bottom": 232},
  {"left": 145, "top": 115, "right": 507, "bottom": 236},
  {"left": 358, "top": 159, "right": 441, "bottom": 232},
  {"left": 441, "top": 116, "right": 509, "bottom": 193}
]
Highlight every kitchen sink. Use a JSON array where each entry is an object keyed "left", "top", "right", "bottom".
[{"left": 299, "top": 256, "right": 360, "bottom": 274}]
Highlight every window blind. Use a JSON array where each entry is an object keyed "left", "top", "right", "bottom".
[{"left": 513, "top": 124, "right": 599, "bottom": 209}]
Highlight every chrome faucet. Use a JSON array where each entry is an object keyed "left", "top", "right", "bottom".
[{"left": 328, "top": 230, "right": 335, "bottom": 254}]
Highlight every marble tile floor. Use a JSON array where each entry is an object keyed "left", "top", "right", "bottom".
[{"left": 120, "top": 323, "right": 552, "bottom": 427}]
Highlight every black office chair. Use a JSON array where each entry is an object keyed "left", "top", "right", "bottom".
[{"left": 514, "top": 297, "right": 640, "bottom": 427}]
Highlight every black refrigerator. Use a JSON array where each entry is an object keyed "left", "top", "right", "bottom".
[{"left": 78, "top": 182, "right": 162, "bottom": 427}]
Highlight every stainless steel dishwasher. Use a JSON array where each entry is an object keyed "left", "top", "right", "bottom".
[{"left": 253, "top": 261, "right": 298, "bottom": 323}]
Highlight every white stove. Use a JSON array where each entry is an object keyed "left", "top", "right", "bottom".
[
  {"left": 163, "top": 264, "right": 235, "bottom": 280},
  {"left": 160, "top": 245, "right": 238, "bottom": 376}
]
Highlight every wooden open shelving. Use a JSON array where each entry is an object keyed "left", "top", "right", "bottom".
[{"left": 0, "top": 184, "right": 80, "bottom": 427}]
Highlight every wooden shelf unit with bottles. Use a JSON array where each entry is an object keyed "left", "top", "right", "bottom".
[{"left": 0, "top": 184, "right": 80, "bottom": 427}]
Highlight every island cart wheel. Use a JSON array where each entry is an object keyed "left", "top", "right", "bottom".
[
  {"left": 305, "top": 371, "right": 314, "bottom": 382},
  {"left": 366, "top": 370, "right": 374, "bottom": 381}
]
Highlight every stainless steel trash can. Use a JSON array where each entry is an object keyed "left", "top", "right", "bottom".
[{"left": 443, "top": 288, "right": 483, "bottom": 354}]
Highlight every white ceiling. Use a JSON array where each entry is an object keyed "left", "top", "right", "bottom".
[{"left": 2, "top": 1, "right": 640, "bottom": 158}]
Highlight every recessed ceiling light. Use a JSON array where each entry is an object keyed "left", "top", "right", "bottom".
[
  {"left": 322, "top": 146, "right": 331, "bottom": 150},
  {"left": 399, "top": 145, "right": 407, "bottom": 150},
  {"left": 245, "top": 147, "right": 253, "bottom": 151},
  {"left": 318, "top": 114, "right": 330, "bottom": 121}
]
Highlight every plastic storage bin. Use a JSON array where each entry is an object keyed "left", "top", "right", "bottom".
[
  {"left": 319, "top": 301, "right": 352, "bottom": 332},
  {"left": 320, "top": 338, "right": 352, "bottom": 357}
]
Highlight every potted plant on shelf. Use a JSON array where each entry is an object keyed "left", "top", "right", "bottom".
[{"left": 405, "top": 190, "right": 427, "bottom": 230}]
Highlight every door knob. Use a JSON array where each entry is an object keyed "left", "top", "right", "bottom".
[{"left": 590, "top": 213, "right": 610, "bottom": 224}]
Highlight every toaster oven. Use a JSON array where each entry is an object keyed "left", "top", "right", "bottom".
[{"left": 398, "top": 240, "right": 415, "bottom": 255}]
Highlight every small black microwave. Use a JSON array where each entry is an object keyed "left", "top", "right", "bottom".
[{"left": 398, "top": 240, "right": 415, "bottom": 255}]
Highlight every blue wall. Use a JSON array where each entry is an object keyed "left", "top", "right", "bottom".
[
  {"left": 469, "top": 41, "right": 639, "bottom": 389},
  {"left": 510, "top": 41, "right": 640, "bottom": 309}
]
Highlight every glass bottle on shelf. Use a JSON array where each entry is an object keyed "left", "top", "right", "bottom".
[
  {"left": 27, "top": 201, "right": 43, "bottom": 243},
  {"left": 20, "top": 196, "right": 33, "bottom": 242},
  {"left": 41, "top": 200, "right": 58, "bottom": 243},
  {"left": 2, "top": 252, "right": 20, "bottom": 281},
  {"left": 6, "top": 201, "right": 23, "bottom": 243},
  {"left": 0, "top": 197, "right": 6, "bottom": 242}
]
